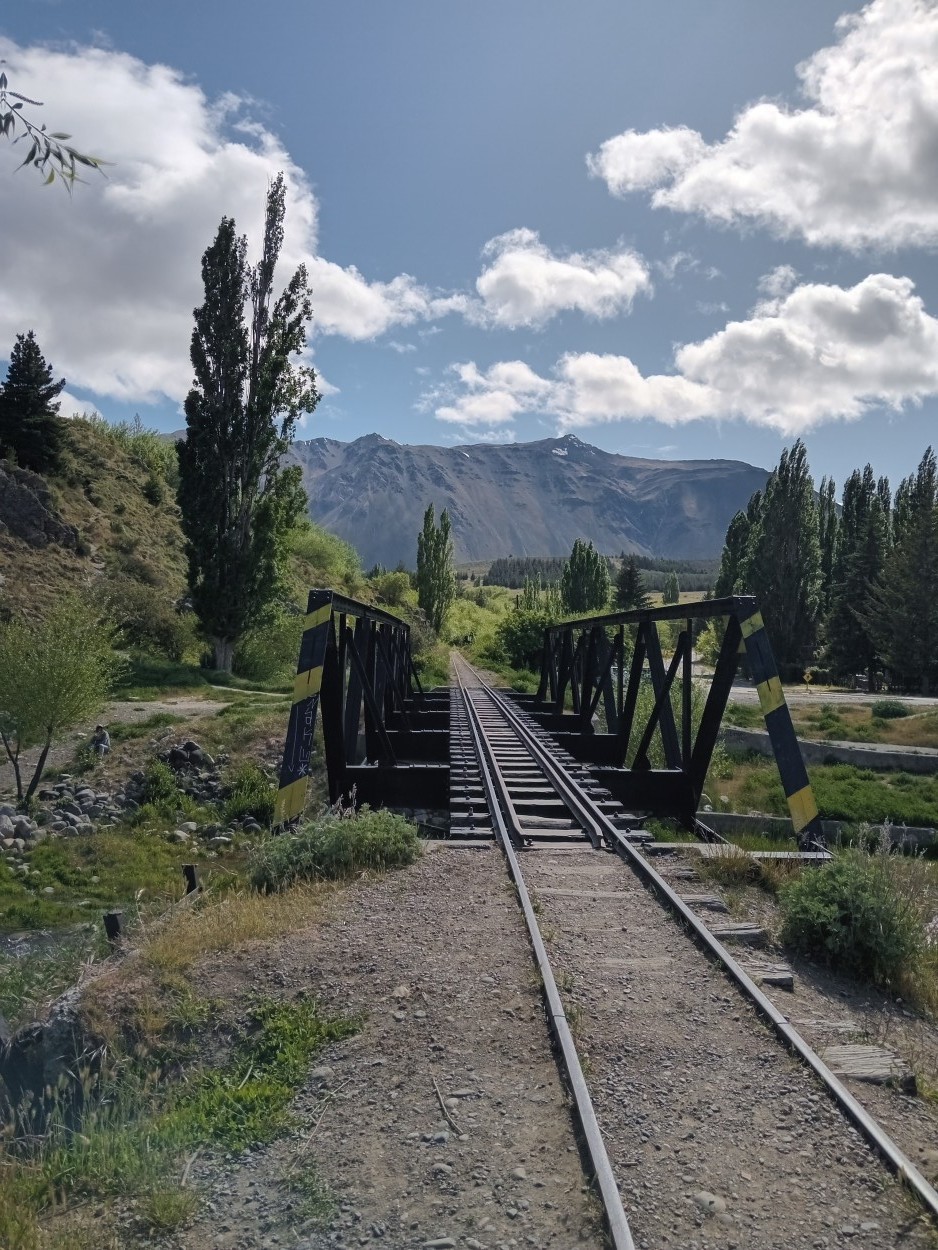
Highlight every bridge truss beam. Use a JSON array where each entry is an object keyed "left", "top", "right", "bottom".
[
  {"left": 524, "top": 595, "right": 822, "bottom": 847},
  {"left": 274, "top": 590, "right": 448, "bottom": 826}
]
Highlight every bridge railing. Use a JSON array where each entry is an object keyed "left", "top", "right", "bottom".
[
  {"left": 528, "top": 595, "right": 822, "bottom": 845},
  {"left": 274, "top": 589, "right": 447, "bottom": 826}
]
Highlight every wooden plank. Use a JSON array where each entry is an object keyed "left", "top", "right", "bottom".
[
  {"left": 821, "top": 1044, "right": 916, "bottom": 1093},
  {"left": 707, "top": 922, "right": 767, "bottom": 946},
  {"left": 739, "top": 960, "right": 795, "bottom": 991},
  {"left": 680, "top": 894, "right": 729, "bottom": 913}
]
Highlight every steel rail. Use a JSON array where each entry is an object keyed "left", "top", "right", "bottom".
[
  {"left": 479, "top": 672, "right": 938, "bottom": 1224},
  {"left": 453, "top": 660, "right": 636, "bottom": 1250}
]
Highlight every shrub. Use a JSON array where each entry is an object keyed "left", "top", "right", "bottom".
[
  {"left": 139, "top": 761, "right": 182, "bottom": 813},
  {"left": 233, "top": 613, "right": 304, "bottom": 683},
  {"left": 249, "top": 804, "right": 421, "bottom": 891},
  {"left": 871, "top": 699, "right": 910, "bottom": 719},
  {"left": 779, "top": 848, "right": 925, "bottom": 988},
  {"left": 109, "top": 579, "right": 198, "bottom": 661},
  {"left": 224, "top": 763, "right": 275, "bottom": 825}
]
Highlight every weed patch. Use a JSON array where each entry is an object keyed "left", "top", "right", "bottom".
[
  {"left": 223, "top": 762, "right": 275, "bottom": 826},
  {"left": 779, "top": 847, "right": 929, "bottom": 992},
  {"left": 250, "top": 804, "right": 421, "bottom": 892}
]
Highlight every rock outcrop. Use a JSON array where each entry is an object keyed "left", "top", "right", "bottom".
[{"left": 0, "top": 461, "right": 79, "bottom": 550}]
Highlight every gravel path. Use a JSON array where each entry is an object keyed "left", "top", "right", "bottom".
[
  {"left": 175, "top": 843, "right": 605, "bottom": 1250},
  {"left": 522, "top": 844, "right": 936, "bottom": 1250}
]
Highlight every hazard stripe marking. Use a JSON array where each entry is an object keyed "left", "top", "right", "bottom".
[{"left": 756, "top": 675, "right": 785, "bottom": 716}]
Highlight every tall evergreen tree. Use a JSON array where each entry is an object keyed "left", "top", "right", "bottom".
[
  {"left": 826, "top": 467, "right": 888, "bottom": 685},
  {"left": 0, "top": 331, "right": 65, "bottom": 473},
  {"left": 615, "top": 554, "right": 651, "bottom": 611},
  {"left": 177, "top": 174, "right": 318, "bottom": 672},
  {"left": 870, "top": 449, "right": 938, "bottom": 693},
  {"left": 741, "top": 440, "right": 822, "bottom": 667},
  {"left": 817, "top": 475, "right": 838, "bottom": 616},
  {"left": 662, "top": 570, "right": 680, "bottom": 604},
  {"left": 415, "top": 503, "right": 456, "bottom": 633},
  {"left": 561, "top": 539, "right": 610, "bottom": 613}
]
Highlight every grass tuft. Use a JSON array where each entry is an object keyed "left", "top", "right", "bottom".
[{"left": 249, "top": 804, "right": 421, "bottom": 892}]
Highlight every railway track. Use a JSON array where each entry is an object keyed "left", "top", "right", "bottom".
[{"left": 451, "top": 655, "right": 938, "bottom": 1249}]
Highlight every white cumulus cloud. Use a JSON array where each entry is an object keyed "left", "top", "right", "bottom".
[
  {"left": 470, "top": 228, "right": 651, "bottom": 328},
  {"left": 0, "top": 40, "right": 450, "bottom": 409},
  {"left": 431, "top": 274, "right": 938, "bottom": 435},
  {"left": 587, "top": 0, "right": 938, "bottom": 250}
]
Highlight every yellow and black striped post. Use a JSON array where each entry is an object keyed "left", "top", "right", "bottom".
[
  {"left": 740, "top": 609, "right": 823, "bottom": 845},
  {"left": 274, "top": 589, "right": 334, "bottom": 828}
]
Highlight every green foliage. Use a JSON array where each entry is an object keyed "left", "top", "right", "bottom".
[
  {"left": 0, "top": 330, "right": 65, "bottom": 473},
  {"left": 826, "top": 465, "right": 889, "bottom": 683},
  {"left": 288, "top": 521, "right": 363, "bottom": 592},
  {"left": 223, "top": 762, "right": 275, "bottom": 825},
  {"left": 0, "top": 66, "right": 106, "bottom": 188},
  {"left": 661, "top": 569, "right": 680, "bottom": 604},
  {"left": 779, "top": 848, "right": 925, "bottom": 987},
  {"left": 178, "top": 174, "right": 318, "bottom": 672},
  {"left": 109, "top": 579, "right": 199, "bottom": 661},
  {"left": 870, "top": 449, "right": 938, "bottom": 693},
  {"left": 0, "top": 932, "right": 99, "bottom": 1030},
  {"left": 729, "top": 758, "right": 938, "bottom": 827},
  {"left": 415, "top": 503, "right": 456, "bottom": 634},
  {"left": 233, "top": 611, "right": 304, "bottom": 683},
  {"left": 494, "top": 608, "right": 555, "bottom": 671},
  {"left": 139, "top": 760, "right": 182, "bottom": 811},
  {"left": 560, "top": 539, "right": 609, "bottom": 613},
  {"left": 871, "top": 699, "right": 910, "bottom": 719},
  {"left": 249, "top": 805, "right": 421, "bottom": 891},
  {"left": 74, "top": 414, "right": 179, "bottom": 483},
  {"left": 369, "top": 569, "right": 413, "bottom": 607},
  {"left": 741, "top": 440, "right": 822, "bottom": 666},
  {"left": 614, "top": 555, "right": 651, "bottom": 611},
  {"left": 0, "top": 595, "right": 124, "bottom": 802}
]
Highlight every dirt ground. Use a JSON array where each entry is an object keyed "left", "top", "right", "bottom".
[{"left": 167, "top": 842, "right": 605, "bottom": 1250}]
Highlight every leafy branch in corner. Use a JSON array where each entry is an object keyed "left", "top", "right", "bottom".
[{"left": 0, "top": 65, "right": 107, "bottom": 188}]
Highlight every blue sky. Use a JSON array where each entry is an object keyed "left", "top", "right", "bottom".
[{"left": 1, "top": 0, "right": 936, "bottom": 492}]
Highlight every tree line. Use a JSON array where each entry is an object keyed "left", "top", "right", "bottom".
[
  {"left": 484, "top": 552, "right": 714, "bottom": 590},
  {"left": 714, "top": 439, "right": 938, "bottom": 693}
]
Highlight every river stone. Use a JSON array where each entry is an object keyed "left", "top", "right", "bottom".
[{"left": 0, "top": 815, "right": 13, "bottom": 837}]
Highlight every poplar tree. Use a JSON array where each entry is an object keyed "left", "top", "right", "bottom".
[
  {"left": 415, "top": 503, "right": 456, "bottom": 633},
  {"left": 870, "top": 449, "right": 938, "bottom": 693},
  {"left": 826, "top": 467, "right": 889, "bottom": 686},
  {"left": 614, "top": 554, "right": 650, "bottom": 611},
  {"left": 178, "top": 174, "right": 318, "bottom": 671},
  {"left": 741, "top": 440, "right": 821, "bottom": 667},
  {"left": 0, "top": 330, "right": 65, "bottom": 473},
  {"left": 561, "top": 539, "right": 609, "bottom": 613},
  {"left": 817, "top": 475, "right": 838, "bottom": 616},
  {"left": 662, "top": 570, "right": 680, "bottom": 605}
]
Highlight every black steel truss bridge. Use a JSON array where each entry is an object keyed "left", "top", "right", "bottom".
[{"left": 275, "top": 589, "right": 822, "bottom": 847}]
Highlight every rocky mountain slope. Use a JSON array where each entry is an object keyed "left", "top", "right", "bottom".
[{"left": 288, "top": 433, "right": 769, "bottom": 567}]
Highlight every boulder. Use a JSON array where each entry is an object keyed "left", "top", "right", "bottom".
[{"left": 0, "top": 462, "right": 79, "bottom": 550}]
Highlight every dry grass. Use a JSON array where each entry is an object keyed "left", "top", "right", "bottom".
[{"left": 141, "top": 883, "right": 328, "bottom": 974}]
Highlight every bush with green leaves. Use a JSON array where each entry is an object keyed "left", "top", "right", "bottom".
[
  {"left": 494, "top": 608, "right": 555, "bottom": 671},
  {"left": 109, "top": 579, "right": 199, "bottom": 662},
  {"left": 288, "top": 521, "right": 363, "bottom": 592},
  {"left": 779, "top": 848, "right": 925, "bottom": 988},
  {"left": 0, "top": 595, "right": 124, "bottom": 803},
  {"left": 249, "top": 804, "right": 420, "bottom": 891},
  {"left": 871, "top": 699, "right": 910, "bottom": 720},
  {"left": 233, "top": 612, "right": 304, "bottom": 683}
]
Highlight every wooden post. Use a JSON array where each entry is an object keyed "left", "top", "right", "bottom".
[{"left": 103, "top": 910, "right": 123, "bottom": 943}]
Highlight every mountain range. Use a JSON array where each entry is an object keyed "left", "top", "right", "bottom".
[{"left": 286, "top": 433, "right": 769, "bottom": 568}]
